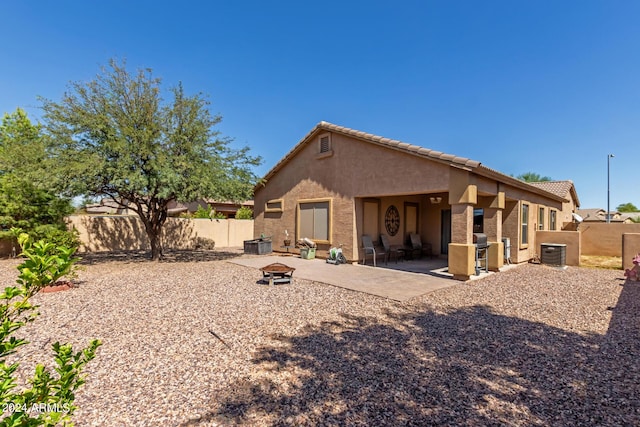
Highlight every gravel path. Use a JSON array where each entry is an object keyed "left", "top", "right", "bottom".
[{"left": 1, "top": 252, "right": 638, "bottom": 426}]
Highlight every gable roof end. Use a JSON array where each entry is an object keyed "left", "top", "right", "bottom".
[
  {"left": 256, "top": 122, "right": 573, "bottom": 204},
  {"left": 258, "top": 121, "right": 481, "bottom": 186}
]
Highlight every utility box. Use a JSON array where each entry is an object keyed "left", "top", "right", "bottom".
[
  {"left": 541, "top": 243, "right": 566, "bottom": 266},
  {"left": 243, "top": 238, "right": 272, "bottom": 255},
  {"left": 502, "top": 237, "right": 511, "bottom": 264}
]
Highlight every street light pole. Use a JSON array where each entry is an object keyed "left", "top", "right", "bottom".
[{"left": 607, "top": 154, "right": 614, "bottom": 223}]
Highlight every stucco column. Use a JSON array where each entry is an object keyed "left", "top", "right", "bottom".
[
  {"left": 483, "top": 208, "right": 501, "bottom": 242},
  {"left": 484, "top": 192, "right": 505, "bottom": 271},
  {"left": 448, "top": 203, "right": 475, "bottom": 280},
  {"left": 484, "top": 207, "right": 504, "bottom": 271},
  {"left": 451, "top": 203, "right": 474, "bottom": 244},
  {"left": 447, "top": 177, "right": 478, "bottom": 281}
]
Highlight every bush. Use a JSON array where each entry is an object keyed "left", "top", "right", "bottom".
[
  {"left": 14, "top": 231, "right": 80, "bottom": 288},
  {"left": 211, "top": 210, "right": 226, "bottom": 219},
  {"left": 0, "top": 234, "right": 100, "bottom": 425},
  {"left": 235, "top": 206, "right": 253, "bottom": 219},
  {"left": 30, "top": 225, "right": 80, "bottom": 252},
  {"left": 194, "top": 237, "right": 216, "bottom": 250},
  {"left": 193, "top": 205, "right": 212, "bottom": 219}
]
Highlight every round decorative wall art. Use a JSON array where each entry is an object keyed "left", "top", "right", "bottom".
[{"left": 385, "top": 205, "right": 400, "bottom": 236}]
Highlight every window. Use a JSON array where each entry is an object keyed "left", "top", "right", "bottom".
[
  {"left": 521, "top": 203, "right": 529, "bottom": 245},
  {"left": 265, "top": 199, "right": 283, "bottom": 213},
  {"left": 549, "top": 210, "right": 557, "bottom": 230},
  {"left": 473, "top": 208, "right": 484, "bottom": 233},
  {"left": 538, "top": 207, "right": 545, "bottom": 230},
  {"left": 298, "top": 199, "right": 331, "bottom": 242}
]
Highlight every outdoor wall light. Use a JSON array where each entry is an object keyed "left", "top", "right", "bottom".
[{"left": 430, "top": 196, "right": 442, "bottom": 204}]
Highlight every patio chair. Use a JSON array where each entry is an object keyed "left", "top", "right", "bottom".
[
  {"left": 409, "top": 233, "right": 433, "bottom": 259},
  {"left": 380, "top": 234, "right": 401, "bottom": 264},
  {"left": 362, "top": 234, "right": 386, "bottom": 267}
]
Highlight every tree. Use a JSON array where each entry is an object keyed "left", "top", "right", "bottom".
[
  {"left": 41, "top": 59, "right": 262, "bottom": 260},
  {"left": 0, "top": 174, "right": 74, "bottom": 233},
  {"left": 616, "top": 202, "right": 638, "bottom": 212},
  {"left": 0, "top": 108, "right": 46, "bottom": 180},
  {"left": 516, "top": 172, "right": 552, "bottom": 182},
  {"left": 0, "top": 109, "right": 74, "bottom": 240}
]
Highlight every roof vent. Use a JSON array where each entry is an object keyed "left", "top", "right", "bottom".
[{"left": 320, "top": 135, "right": 330, "bottom": 153}]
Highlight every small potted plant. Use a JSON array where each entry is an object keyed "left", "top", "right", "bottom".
[{"left": 283, "top": 230, "right": 291, "bottom": 247}]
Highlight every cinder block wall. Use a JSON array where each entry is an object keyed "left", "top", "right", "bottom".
[
  {"left": 64, "top": 215, "right": 253, "bottom": 253},
  {"left": 581, "top": 223, "right": 640, "bottom": 256}
]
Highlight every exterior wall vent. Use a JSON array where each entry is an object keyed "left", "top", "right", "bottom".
[{"left": 320, "top": 135, "right": 330, "bottom": 153}]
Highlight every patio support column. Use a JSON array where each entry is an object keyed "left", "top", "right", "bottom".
[
  {"left": 451, "top": 203, "right": 474, "bottom": 244},
  {"left": 449, "top": 203, "right": 475, "bottom": 280},
  {"left": 485, "top": 192, "right": 505, "bottom": 272},
  {"left": 448, "top": 170, "right": 478, "bottom": 280}
]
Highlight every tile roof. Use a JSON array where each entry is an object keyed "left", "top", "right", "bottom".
[{"left": 528, "top": 181, "right": 573, "bottom": 198}]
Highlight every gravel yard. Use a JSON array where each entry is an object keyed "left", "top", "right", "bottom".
[{"left": 1, "top": 252, "right": 638, "bottom": 426}]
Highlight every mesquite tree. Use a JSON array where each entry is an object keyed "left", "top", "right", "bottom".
[{"left": 41, "top": 59, "right": 261, "bottom": 260}]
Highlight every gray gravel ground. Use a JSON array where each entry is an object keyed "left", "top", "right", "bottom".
[{"left": 1, "top": 251, "right": 638, "bottom": 426}]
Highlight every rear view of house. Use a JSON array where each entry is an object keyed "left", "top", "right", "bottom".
[{"left": 254, "top": 122, "right": 580, "bottom": 280}]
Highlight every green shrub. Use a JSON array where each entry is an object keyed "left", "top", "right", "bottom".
[
  {"left": 235, "top": 206, "right": 253, "bottom": 219},
  {"left": 193, "top": 205, "right": 212, "bottom": 219},
  {"left": 15, "top": 231, "right": 80, "bottom": 288},
  {"left": 0, "top": 234, "right": 100, "bottom": 425},
  {"left": 211, "top": 210, "right": 226, "bottom": 219},
  {"left": 31, "top": 225, "right": 80, "bottom": 252}
]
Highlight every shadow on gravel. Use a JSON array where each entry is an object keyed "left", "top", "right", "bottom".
[
  {"left": 78, "top": 248, "right": 244, "bottom": 265},
  {"left": 184, "top": 281, "right": 640, "bottom": 426}
]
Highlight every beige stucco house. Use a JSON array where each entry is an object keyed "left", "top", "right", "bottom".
[{"left": 254, "top": 122, "right": 580, "bottom": 280}]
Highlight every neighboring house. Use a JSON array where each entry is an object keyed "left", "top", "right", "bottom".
[
  {"left": 577, "top": 208, "right": 631, "bottom": 223},
  {"left": 84, "top": 198, "right": 130, "bottom": 215},
  {"left": 254, "top": 121, "right": 581, "bottom": 280},
  {"left": 86, "top": 198, "right": 252, "bottom": 218},
  {"left": 167, "top": 199, "right": 253, "bottom": 218},
  {"left": 621, "top": 212, "right": 640, "bottom": 223}
]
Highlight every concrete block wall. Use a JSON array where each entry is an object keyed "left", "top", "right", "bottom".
[
  {"left": 65, "top": 215, "right": 253, "bottom": 253},
  {"left": 581, "top": 223, "right": 640, "bottom": 256}
]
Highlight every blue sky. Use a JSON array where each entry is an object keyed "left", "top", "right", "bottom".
[{"left": 1, "top": 1, "right": 638, "bottom": 210}]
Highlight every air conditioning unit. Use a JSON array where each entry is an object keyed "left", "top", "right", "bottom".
[{"left": 540, "top": 243, "right": 566, "bottom": 267}]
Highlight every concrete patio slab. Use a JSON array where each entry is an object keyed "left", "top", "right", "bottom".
[{"left": 230, "top": 255, "right": 460, "bottom": 302}]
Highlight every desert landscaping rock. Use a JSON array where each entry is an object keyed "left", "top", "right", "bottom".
[{"left": 1, "top": 253, "right": 637, "bottom": 426}]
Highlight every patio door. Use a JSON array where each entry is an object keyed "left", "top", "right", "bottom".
[{"left": 441, "top": 209, "right": 451, "bottom": 254}]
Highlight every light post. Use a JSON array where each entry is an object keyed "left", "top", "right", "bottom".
[{"left": 607, "top": 154, "right": 614, "bottom": 223}]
